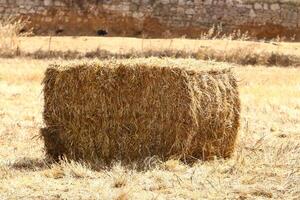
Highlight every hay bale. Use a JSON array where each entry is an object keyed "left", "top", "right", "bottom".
[{"left": 41, "top": 58, "right": 240, "bottom": 165}]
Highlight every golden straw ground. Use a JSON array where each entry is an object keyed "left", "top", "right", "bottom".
[{"left": 0, "top": 57, "right": 299, "bottom": 199}]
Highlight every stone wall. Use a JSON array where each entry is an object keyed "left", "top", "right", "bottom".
[{"left": 1, "top": 0, "right": 300, "bottom": 39}]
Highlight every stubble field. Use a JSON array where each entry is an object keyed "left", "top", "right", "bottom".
[{"left": 0, "top": 37, "right": 299, "bottom": 199}]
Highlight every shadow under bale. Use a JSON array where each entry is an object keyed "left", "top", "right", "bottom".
[
  {"left": 40, "top": 127, "right": 66, "bottom": 162},
  {"left": 8, "top": 157, "right": 49, "bottom": 171},
  {"left": 41, "top": 58, "right": 240, "bottom": 166}
]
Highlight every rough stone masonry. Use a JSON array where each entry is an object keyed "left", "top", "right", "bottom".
[{"left": 0, "top": 0, "right": 300, "bottom": 39}]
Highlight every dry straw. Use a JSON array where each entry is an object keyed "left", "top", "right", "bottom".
[{"left": 41, "top": 58, "right": 241, "bottom": 166}]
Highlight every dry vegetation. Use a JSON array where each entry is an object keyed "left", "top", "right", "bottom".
[
  {"left": 0, "top": 20, "right": 299, "bottom": 199},
  {"left": 0, "top": 17, "right": 27, "bottom": 57},
  {"left": 1, "top": 36, "right": 299, "bottom": 67}
]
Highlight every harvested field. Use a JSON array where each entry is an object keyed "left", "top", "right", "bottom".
[
  {"left": 16, "top": 37, "right": 300, "bottom": 56},
  {"left": 2, "top": 37, "right": 300, "bottom": 66},
  {"left": 0, "top": 57, "right": 299, "bottom": 199},
  {"left": 42, "top": 58, "right": 240, "bottom": 165}
]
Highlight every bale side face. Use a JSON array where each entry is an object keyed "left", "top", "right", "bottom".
[{"left": 42, "top": 59, "right": 240, "bottom": 165}]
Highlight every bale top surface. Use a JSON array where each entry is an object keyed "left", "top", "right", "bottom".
[{"left": 49, "top": 57, "right": 233, "bottom": 73}]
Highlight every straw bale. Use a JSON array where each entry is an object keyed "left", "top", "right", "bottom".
[{"left": 41, "top": 58, "right": 240, "bottom": 165}]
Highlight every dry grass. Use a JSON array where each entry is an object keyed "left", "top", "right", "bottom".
[
  {"left": 0, "top": 36, "right": 299, "bottom": 67},
  {"left": 1, "top": 45, "right": 299, "bottom": 67},
  {"left": 0, "top": 57, "right": 299, "bottom": 199},
  {"left": 16, "top": 37, "right": 300, "bottom": 56},
  {"left": 0, "top": 17, "right": 27, "bottom": 57}
]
